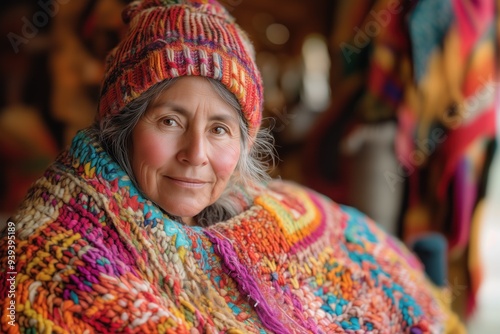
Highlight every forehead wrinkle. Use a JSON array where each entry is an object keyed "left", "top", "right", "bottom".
[{"left": 149, "top": 99, "right": 239, "bottom": 125}]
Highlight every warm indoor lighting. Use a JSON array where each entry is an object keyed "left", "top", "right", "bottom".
[{"left": 266, "top": 23, "right": 289, "bottom": 45}]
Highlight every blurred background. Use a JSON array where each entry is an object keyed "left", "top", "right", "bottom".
[{"left": 1, "top": 0, "right": 499, "bottom": 331}]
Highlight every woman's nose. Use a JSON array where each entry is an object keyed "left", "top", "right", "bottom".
[{"left": 177, "top": 130, "right": 208, "bottom": 166}]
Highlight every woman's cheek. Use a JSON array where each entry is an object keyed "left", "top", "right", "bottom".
[
  {"left": 136, "top": 130, "right": 171, "bottom": 168},
  {"left": 213, "top": 142, "right": 240, "bottom": 177}
]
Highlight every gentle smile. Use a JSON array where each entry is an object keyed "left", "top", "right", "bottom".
[{"left": 166, "top": 176, "right": 207, "bottom": 188}]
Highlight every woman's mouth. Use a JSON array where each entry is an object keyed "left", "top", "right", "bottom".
[{"left": 166, "top": 176, "right": 207, "bottom": 188}]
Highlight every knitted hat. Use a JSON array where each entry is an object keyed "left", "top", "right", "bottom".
[{"left": 98, "top": 0, "right": 263, "bottom": 138}]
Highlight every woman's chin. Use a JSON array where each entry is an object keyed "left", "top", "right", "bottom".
[{"left": 161, "top": 204, "right": 202, "bottom": 225}]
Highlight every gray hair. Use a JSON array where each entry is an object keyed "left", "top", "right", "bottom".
[{"left": 92, "top": 77, "right": 275, "bottom": 226}]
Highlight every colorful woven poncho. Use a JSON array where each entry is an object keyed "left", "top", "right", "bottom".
[{"left": 0, "top": 129, "right": 464, "bottom": 333}]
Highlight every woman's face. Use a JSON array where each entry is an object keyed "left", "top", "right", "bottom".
[{"left": 131, "top": 76, "right": 241, "bottom": 225}]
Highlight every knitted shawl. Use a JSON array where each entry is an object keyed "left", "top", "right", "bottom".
[{"left": 0, "top": 129, "right": 464, "bottom": 333}]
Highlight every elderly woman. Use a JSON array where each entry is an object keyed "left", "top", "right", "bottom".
[{"left": 1, "top": 0, "right": 464, "bottom": 333}]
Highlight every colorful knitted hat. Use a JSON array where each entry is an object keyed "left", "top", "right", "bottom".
[{"left": 97, "top": 0, "right": 263, "bottom": 138}]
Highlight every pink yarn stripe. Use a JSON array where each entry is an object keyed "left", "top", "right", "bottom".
[{"left": 204, "top": 231, "right": 291, "bottom": 334}]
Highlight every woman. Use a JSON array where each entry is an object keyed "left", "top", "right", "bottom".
[{"left": 1, "top": 0, "right": 464, "bottom": 333}]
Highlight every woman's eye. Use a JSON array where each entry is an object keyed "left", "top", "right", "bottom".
[
  {"left": 212, "top": 126, "right": 227, "bottom": 135},
  {"left": 162, "top": 118, "right": 178, "bottom": 127}
]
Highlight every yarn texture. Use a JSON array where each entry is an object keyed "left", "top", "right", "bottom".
[{"left": 0, "top": 129, "right": 464, "bottom": 333}]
